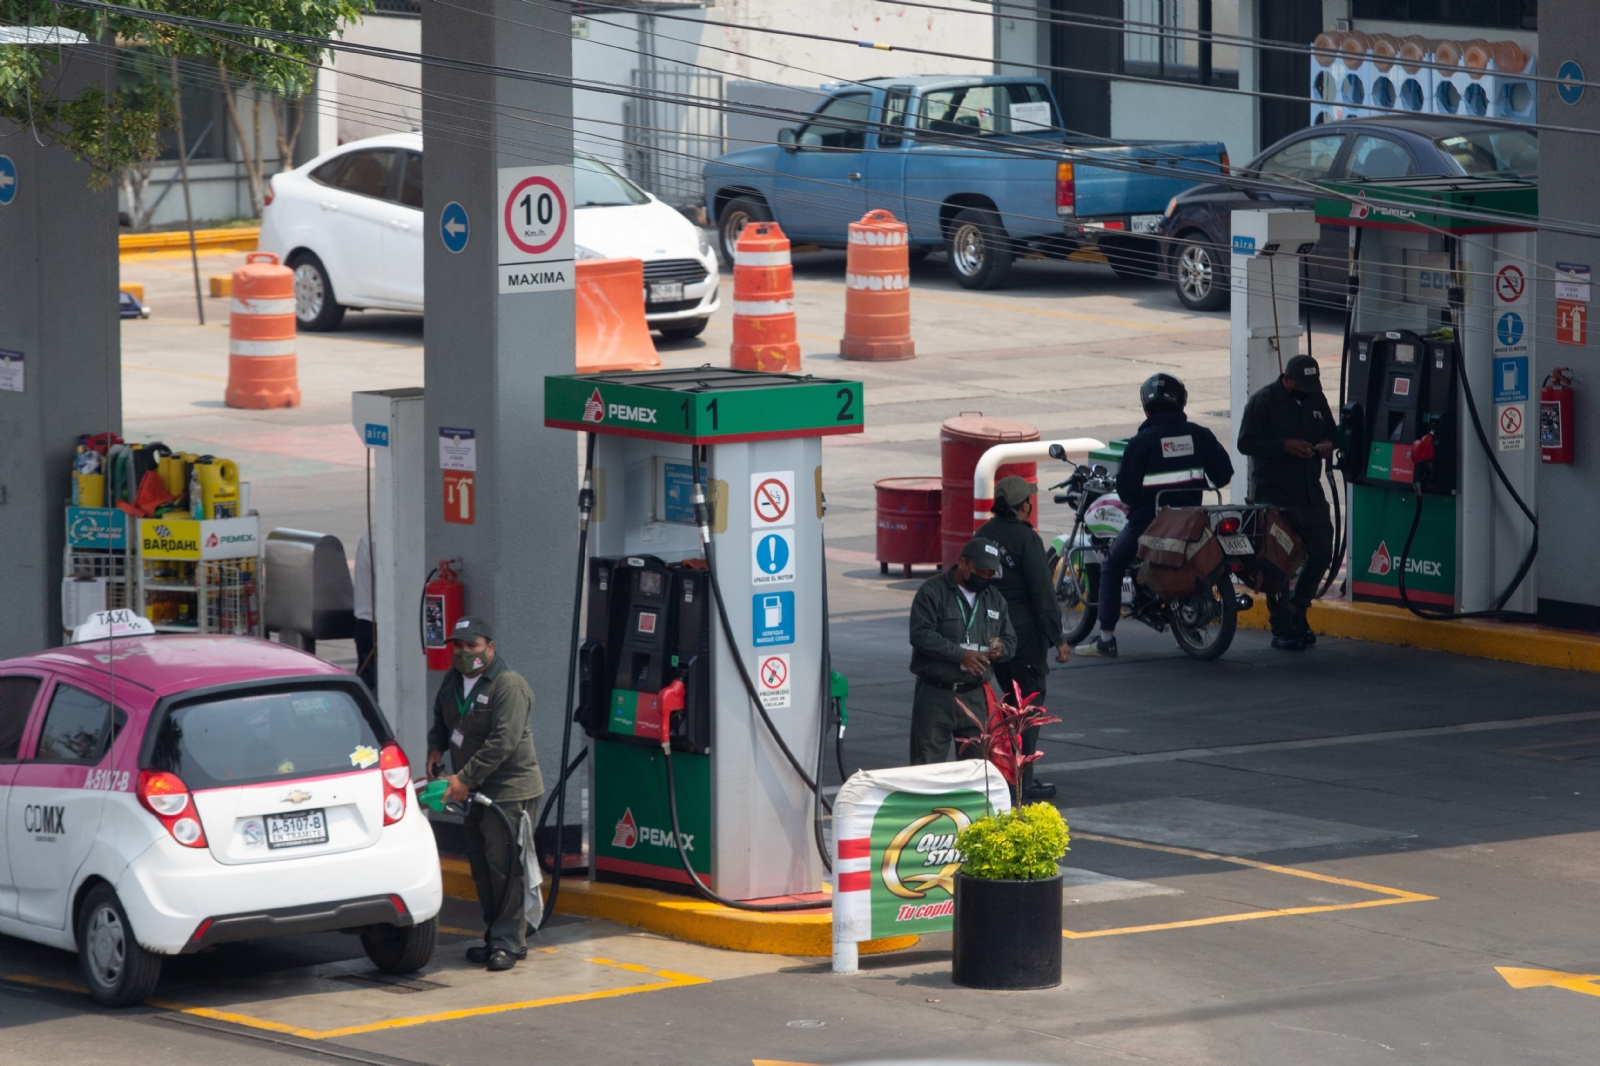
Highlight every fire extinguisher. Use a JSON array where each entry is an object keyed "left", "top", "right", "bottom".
[
  {"left": 421, "top": 559, "right": 463, "bottom": 670},
  {"left": 1541, "top": 368, "right": 1575, "bottom": 465}
]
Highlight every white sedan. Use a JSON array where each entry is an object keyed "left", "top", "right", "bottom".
[{"left": 259, "top": 133, "right": 719, "bottom": 340}]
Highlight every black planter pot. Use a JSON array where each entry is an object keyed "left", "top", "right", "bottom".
[{"left": 951, "top": 871, "right": 1062, "bottom": 990}]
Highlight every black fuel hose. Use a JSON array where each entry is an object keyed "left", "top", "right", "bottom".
[
  {"left": 463, "top": 794, "right": 524, "bottom": 949},
  {"left": 541, "top": 432, "right": 598, "bottom": 928},
  {"left": 813, "top": 489, "right": 834, "bottom": 875}
]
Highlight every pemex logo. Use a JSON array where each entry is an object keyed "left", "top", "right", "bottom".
[
  {"left": 582, "top": 388, "right": 605, "bottom": 424},
  {"left": 1369, "top": 540, "right": 1392, "bottom": 576},
  {"left": 612, "top": 807, "right": 637, "bottom": 849}
]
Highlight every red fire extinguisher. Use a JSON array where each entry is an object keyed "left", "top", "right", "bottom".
[
  {"left": 422, "top": 560, "right": 463, "bottom": 670},
  {"left": 1541, "top": 368, "right": 1575, "bottom": 465}
]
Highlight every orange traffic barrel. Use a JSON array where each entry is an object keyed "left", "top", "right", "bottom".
[
  {"left": 730, "top": 221, "right": 800, "bottom": 372},
  {"left": 841, "top": 209, "right": 915, "bottom": 361},
  {"left": 225, "top": 252, "right": 300, "bottom": 409},
  {"left": 876, "top": 477, "right": 942, "bottom": 578},
  {"left": 939, "top": 415, "right": 1038, "bottom": 568},
  {"left": 576, "top": 257, "right": 662, "bottom": 373}
]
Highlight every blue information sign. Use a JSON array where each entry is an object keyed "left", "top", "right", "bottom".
[
  {"left": 440, "top": 201, "right": 470, "bottom": 253},
  {"left": 364, "top": 423, "right": 390, "bottom": 447},
  {"left": 752, "top": 591, "right": 795, "bottom": 647},
  {"left": 1494, "top": 356, "right": 1529, "bottom": 405},
  {"left": 1495, "top": 311, "right": 1525, "bottom": 350},
  {"left": 1558, "top": 60, "right": 1586, "bottom": 105},
  {"left": 0, "top": 155, "right": 16, "bottom": 205}
]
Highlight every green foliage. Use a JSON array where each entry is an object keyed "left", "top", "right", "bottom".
[
  {"left": 0, "top": 0, "right": 371, "bottom": 185},
  {"left": 954, "top": 802, "right": 1070, "bottom": 882}
]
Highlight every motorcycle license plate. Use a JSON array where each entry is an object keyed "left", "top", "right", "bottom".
[
  {"left": 266, "top": 809, "right": 329, "bottom": 849},
  {"left": 1219, "top": 535, "right": 1253, "bottom": 556},
  {"left": 648, "top": 281, "right": 685, "bottom": 303}
]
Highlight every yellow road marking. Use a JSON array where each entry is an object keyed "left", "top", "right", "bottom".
[
  {"left": 437, "top": 924, "right": 480, "bottom": 936},
  {"left": 1061, "top": 831, "right": 1435, "bottom": 939},
  {"left": 1497, "top": 966, "right": 1600, "bottom": 998},
  {"left": 123, "top": 363, "right": 229, "bottom": 382},
  {"left": 3, "top": 973, "right": 89, "bottom": 994}
]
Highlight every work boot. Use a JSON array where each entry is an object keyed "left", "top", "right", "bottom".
[
  {"left": 467, "top": 944, "right": 527, "bottom": 964},
  {"left": 1075, "top": 634, "right": 1117, "bottom": 658},
  {"left": 486, "top": 949, "right": 517, "bottom": 972},
  {"left": 1023, "top": 780, "right": 1057, "bottom": 800},
  {"left": 1298, "top": 626, "right": 1317, "bottom": 647},
  {"left": 1271, "top": 634, "right": 1307, "bottom": 651}
]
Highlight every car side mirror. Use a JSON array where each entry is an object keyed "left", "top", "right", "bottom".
[{"left": 777, "top": 127, "right": 799, "bottom": 152}]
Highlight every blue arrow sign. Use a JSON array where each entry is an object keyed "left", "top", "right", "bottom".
[
  {"left": 755, "top": 532, "right": 790, "bottom": 574},
  {"left": 440, "top": 201, "right": 469, "bottom": 253},
  {"left": 0, "top": 156, "right": 16, "bottom": 205},
  {"left": 1558, "top": 60, "right": 1586, "bottom": 106},
  {"left": 1496, "top": 311, "right": 1525, "bottom": 349}
]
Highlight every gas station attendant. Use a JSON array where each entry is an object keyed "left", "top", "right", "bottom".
[{"left": 426, "top": 616, "right": 544, "bottom": 971}]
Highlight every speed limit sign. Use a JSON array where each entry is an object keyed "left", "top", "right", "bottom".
[{"left": 497, "top": 164, "right": 574, "bottom": 293}]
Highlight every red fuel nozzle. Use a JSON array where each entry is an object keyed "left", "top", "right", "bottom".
[
  {"left": 1412, "top": 434, "right": 1436, "bottom": 464},
  {"left": 657, "top": 680, "right": 686, "bottom": 748}
]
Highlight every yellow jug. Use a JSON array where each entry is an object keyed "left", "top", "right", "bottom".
[
  {"left": 160, "top": 452, "right": 199, "bottom": 500},
  {"left": 73, "top": 472, "right": 105, "bottom": 508},
  {"left": 192, "top": 457, "right": 241, "bottom": 519}
]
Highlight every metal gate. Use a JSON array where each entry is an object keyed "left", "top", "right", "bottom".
[{"left": 624, "top": 62, "right": 725, "bottom": 210}]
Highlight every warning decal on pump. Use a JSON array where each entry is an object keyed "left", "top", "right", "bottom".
[{"left": 757, "top": 654, "right": 791, "bottom": 709}]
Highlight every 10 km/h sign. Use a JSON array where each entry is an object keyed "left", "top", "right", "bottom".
[{"left": 497, "top": 164, "right": 574, "bottom": 294}]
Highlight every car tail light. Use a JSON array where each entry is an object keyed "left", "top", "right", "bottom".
[
  {"left": 380, "top": 743, "right": 409, "bottom": 825},
  {"left": 1056, "top": 162, "right": 1075, "bottom": 216},
  {"left": 137, "top": 770, "right": 208, "bottom": 849},
  {"left": 263, "top": 176, "right": 275, "bottom": 207}
]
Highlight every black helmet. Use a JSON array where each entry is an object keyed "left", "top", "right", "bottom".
[{"left": 1140, "top": 373, "right": 1187, "bottom": 414}]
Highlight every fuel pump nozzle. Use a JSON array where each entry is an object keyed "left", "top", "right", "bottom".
[{"left": 656, "top": 680, "right": 686, "bottom": 751}]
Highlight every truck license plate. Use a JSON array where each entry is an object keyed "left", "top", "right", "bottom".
[
  {"left": 1219, "top": 535, "right": 1253, "bottom": 556},
  {"left": 265, "top": 809, "right": 329, "bottom": 849},
  {"left": 1131, "top": 214, "right": 1163, "bottom": 234},
  {"left": 648, "top": 281, "right": 684, "bottom": 303}
]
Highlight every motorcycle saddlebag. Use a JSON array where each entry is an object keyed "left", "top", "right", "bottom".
[
  {"left": 1253, "top": 508, "right": 1307, "bottom": 592},
  {"left": 1136, "top": 507, "right": 1224, "bottom": 599}
]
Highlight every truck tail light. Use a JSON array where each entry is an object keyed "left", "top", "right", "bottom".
[
  {"left": 137, "top": 770, "right": 208, "bottom": 849},
  {"left": 380, "top": 743, "right": 410, "bottom": 825},
  {"left": 1056, "top": 162, "right": 1075, "bottom": 216},
  {"left": 1219, "top": 152, "right": 1230, "bottom": 176}
]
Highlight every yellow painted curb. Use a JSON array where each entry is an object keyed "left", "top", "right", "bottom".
[
  {"left": 441, "top": 858, "right": 918, "bottom": 958},
  {"left": 119, "top": 227, "right": 259, "bottom": 258},
  {"left": 1238, "top": 596, "right": 1600, "bottom": 672}
]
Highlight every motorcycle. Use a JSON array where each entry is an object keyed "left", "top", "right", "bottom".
[{"left": 1043, "top": 452, "right": 1260, "bottom": 662}]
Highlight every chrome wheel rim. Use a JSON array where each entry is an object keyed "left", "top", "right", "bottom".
[
  {"left": 294, "top": 263, "right": 325, "bottom": 322},
  {"left": 86, "top": 904, "right": 127, "bottom": 987},
  {"left": 1173, "top": 586, "right": 1224, "bottom": 649},
  {"left": 1177, "top": 244, "right": 1213, "bottom": 303},
  {"left": 951, "top": 223, "right": 986, "bottom": 276},
  {"left": 1055, "top": 552, "right": 1089, "bottom": 625},
  {"left": 721, "top": 210, "right": 749, "bottom": 260}
]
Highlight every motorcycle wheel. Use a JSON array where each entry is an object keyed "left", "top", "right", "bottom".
[
  {"left": 1048, "top": 546, "right": 1098, "bottom": 646},
  {"left": 1170, "top": 574, "right": 1238, "bottom": 661}
]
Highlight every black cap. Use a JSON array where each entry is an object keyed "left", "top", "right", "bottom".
[
  {"left": 961, "top": 537, "right": 1004, "bottom": 573},
  {"left": 450, "top": 615, "right": 494, "bottom": 642},
  {"left": 1284, "top": 354, "right": 1323, "bottom": 392},
  {"left": 995, "top": 475, "right": 1037, "bottom": 508}
]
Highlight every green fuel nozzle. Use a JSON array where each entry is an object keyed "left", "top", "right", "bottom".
[
  {"left": 416, "top": 777, "right": 450, "bottom": 813},
  {"left": 830, "top": 669, "right": 849, "bottom": 728}
]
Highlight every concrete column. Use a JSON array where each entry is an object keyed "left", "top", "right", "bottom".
[
  {"left": 0, "top": 44, "right": 120, "bottom": 657},
  {"left": 1534, "top": 5, "right": 1600, "bottom": 629},
  {"left": 421, "top": 1, "right": 577, "bottom": 789}
]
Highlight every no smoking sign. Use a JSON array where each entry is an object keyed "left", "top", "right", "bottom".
[
  {"left": 1494, "top": 261, "right": 1527, "bottom": 305},
  {"left": 497, "top": 164, "right": 574, "bottom": 294},
  {"left": 750, "top": 471, "right": 795, "bottom": 527}
]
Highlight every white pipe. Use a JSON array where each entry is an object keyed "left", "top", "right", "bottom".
[
  {"left": 971, "top": 438, "right": 1105, "bottom": 531},
  {"left": 832, "top": 934, "right": 858, "bottom": 974}
]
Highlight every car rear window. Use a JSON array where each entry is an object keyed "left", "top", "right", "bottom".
[
  {"left": 1435, "top": 129, "right": 1538, "bottom": 177},
  {"left": 575, "top": 153, "right": 649, "bottom": 207},
  {"left": 149, "top": 687, "right": 384, "bottom": 790}
]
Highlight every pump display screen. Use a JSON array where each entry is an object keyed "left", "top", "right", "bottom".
[
  {"left": 636, "top": 570, "right": 663, "bottom": 597},
  {"left": 1393, "top": 343, "right": 1416, "bottom": 364}
]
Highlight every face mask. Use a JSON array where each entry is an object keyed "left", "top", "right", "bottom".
[
  {"left": 454, "top": 649, "right": 487, "bottom": 676},
  {"left": 963, "top": 572, "right": 993, "bottom": 593}
]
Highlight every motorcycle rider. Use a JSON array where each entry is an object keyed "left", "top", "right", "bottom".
[{"left": 1076, "top": 373, "right": 1234, "bottom": 657}]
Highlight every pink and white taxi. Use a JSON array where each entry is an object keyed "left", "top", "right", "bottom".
[{"left": 0, "top": 617, "right": 441, "bottom": 1005}]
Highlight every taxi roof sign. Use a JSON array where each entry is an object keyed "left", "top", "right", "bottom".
[{"left": 71, "top": 609, "right": 156, "bottom": 644}]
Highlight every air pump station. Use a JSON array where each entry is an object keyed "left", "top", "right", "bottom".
[{"left": 544, "top": 368, "right": 863, "bottom": 901}]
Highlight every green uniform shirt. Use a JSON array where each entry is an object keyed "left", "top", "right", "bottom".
[
  {"left": 908, "top": 568, "right": 1017, "bottom": 686},
  {"left": 426, "top": 656, "right": 543, "bottom": 802}
]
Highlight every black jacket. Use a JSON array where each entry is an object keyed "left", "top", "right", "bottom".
[
  {"left": 975, "top": 513, "right": 1063, "bottom": 669},
  {"left": 1237, "top": 380, "right": 1334, "bottom": 507},
  {"left": 1116, "top": 410, "right": 1234, "bottom": 528}
]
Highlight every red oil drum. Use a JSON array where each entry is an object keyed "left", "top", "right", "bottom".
[
  {"left": 940, "top": 415, "right": 1039, "bottom": 567},
  {"left": 875, "top": 477, "right": 942, "bottom": 577}
]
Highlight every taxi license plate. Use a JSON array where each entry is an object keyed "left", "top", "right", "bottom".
[
  {"left": 266, "top": 809, "right": 328, "bottom": 849},
  {"left": 1131, "top": 214, "right": 1164, "bottom": 234},
  {"left": 648, "top": 281, "right": 685, "bottom": 303},
  {"left": 1219, "top": 534, "right": 1253, "bottom": 556}
]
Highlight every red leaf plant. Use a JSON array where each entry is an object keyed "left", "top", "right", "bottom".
[{"left": 954, "top": 681, "right": 1061, "bottom": 807}]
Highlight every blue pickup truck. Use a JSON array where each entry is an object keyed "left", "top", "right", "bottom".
[{"left": 704, "top": 76, "right": 1228, "bottom": 290}]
